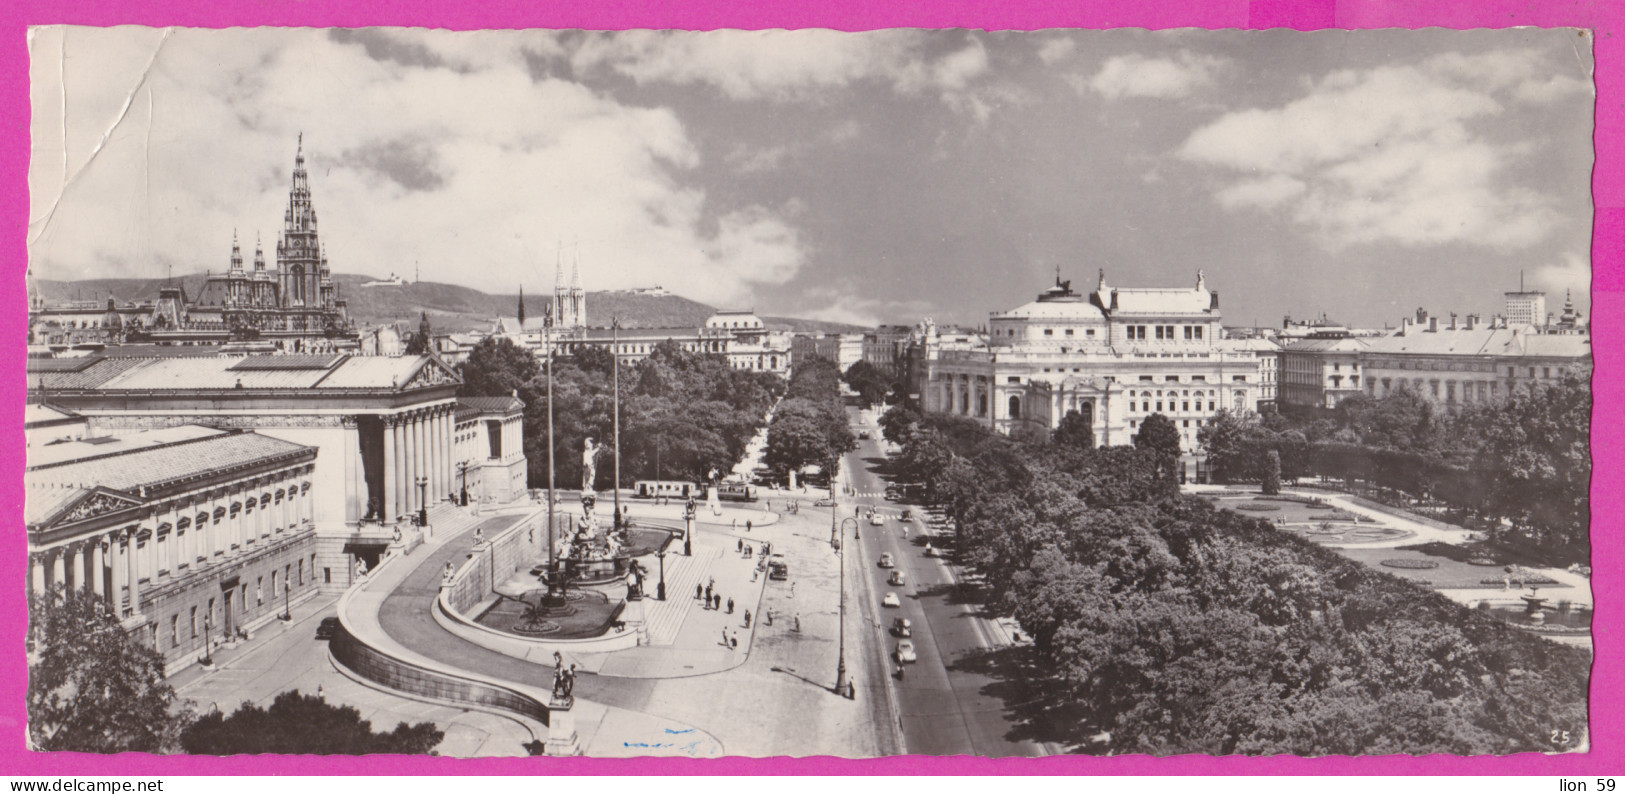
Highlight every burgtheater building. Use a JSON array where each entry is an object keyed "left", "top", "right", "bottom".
[
  {"left": 920, "top": 271, "right": 1268, "bottom": 456},
  {"left": 30, "top": 351, "right": 469, "bottom": 599}
]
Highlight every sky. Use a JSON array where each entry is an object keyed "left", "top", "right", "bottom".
[{"left": 27, "top": 27, "right": 1594, "bottom": 329}]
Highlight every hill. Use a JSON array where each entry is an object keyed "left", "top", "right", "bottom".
[{"left": 32, "top": 273, "right": 870, "bottom": 335}]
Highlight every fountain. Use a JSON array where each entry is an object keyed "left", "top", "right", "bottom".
[{"left": 1520, "top": 587, "right": 1548, "bottom": 626}]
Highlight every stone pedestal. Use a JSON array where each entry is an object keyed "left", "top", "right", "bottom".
[
  {"left": 706, "top": 485, "right": 721, "bottom": 515},
  {"left": 622, "top": 597, "right": 647, "bottom": 645},
  {"left": 546, "top": 697, "right": 581, "bottom": 756}
]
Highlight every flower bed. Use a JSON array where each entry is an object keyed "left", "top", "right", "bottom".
[
  {"left": 1381, "top": 558, "right": 1440, "bottom": 570},
  {"left": 1481, "top": 574, "right": 1560, "bottom": 587},
  {"left": 1235, "top": 503, "right": 1281, "bottom": 512}
]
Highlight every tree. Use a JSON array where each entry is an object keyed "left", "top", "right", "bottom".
[
  {"left": 458, "top": 336, "right": 537, "bottom": 398},
  {"left": 1197, "top": 409, "right": 1255, "bottom": 483},
  {"left": 28, "top": 587, "right": 186, "bottom": 753},
  {"left": 843, "top": 361, "right": 892, "bottom": 406},
  {"left": 1053, "top": 410, "right": 1096, "bottom": 450},
  {"left": 1134, "top": 413, "right": 1183, "bottom": 485},
  {"left": 405, "top": 311, "right": 432, "bottom": 355},
  {"left": 182, "top": 691, "right": 443, "bottom": 755},
  {"left": 878, "top": 405, "right": 921, "bottom": 446},
  {"left": 1261, "top": 450, "right": 1282, "bottom": 495}
]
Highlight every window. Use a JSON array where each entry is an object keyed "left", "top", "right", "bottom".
[
  {"left": 1156, "top": 402, "right": 1163, "bottom": 412},
  {"left": 1193, "top": 327, "right": 1203, "bottom": 340},
  {"left": 1232, "top": 376, "right": 1247, "bottom": 382},
  {"left": 1142, "top": 402, "right": 1150, "bottom": 411},
  {"left": 190, "top": 607, "right": 198, "bottom": 638},
  {"left": 1155, "top": 326, "right": 1166, "bottom": 340},
  {"left": 1208, "top": 401, "right": 1216, "bottom": 411},
  {"left": 1165, "top": 375, "right": 1179, "bottom": 382},
  {"left": 1543, "top": 367, "right": 1551, "bottom": 378},
  {"left": 1139, "top": 376, "right": 1154, "bottom": 382},
  {"left": 1182, "top": 402, "right": 1190, "bottom": 412},
  {"left": 208, "top": 598, "right": 216, "bottom": 628},
  {"left": 1191, "top": 375, "right": 1206, "bottom": 382},
  {"left": 256, "top": 577, "right": 263, "bottom": 606},
  {"left": 271, "top": 571, "right": 279, "bottom": 599},
  {"left": 1163, "top": 325, "right": 1175, "bottom": 339},
  {"left": 1064, "top": 329, "right": 1074, "bottom": 336},
  {"left": 324, "top": 567, "right": 332, "bottom": 584},
  {"left": 1182, "top": 420, "right": 1190, "bottom": 428},
  {"left": 1007, "top": 376, "right": 1021, "bottom": 384},
  {"left": 171, "top": 615, "right": 179, "bottom": 647},
  {"left": 1086, "top": 329, "right": 1096, "bottom": 337},
  {"left": 1043, "top": 329, "right": 1053, "bottom": 336}
]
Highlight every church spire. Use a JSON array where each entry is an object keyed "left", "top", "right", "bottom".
[{"left": 229, "top": 230, "right": 243, "bottom": 274}]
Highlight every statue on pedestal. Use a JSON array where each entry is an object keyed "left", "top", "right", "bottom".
[{"left": 582, "top": 438, "right": 600, "bottom": 493}]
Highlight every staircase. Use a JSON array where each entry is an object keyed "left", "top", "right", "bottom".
[{"left": 641, "top": 546, "right": 719, "bottom": 645}]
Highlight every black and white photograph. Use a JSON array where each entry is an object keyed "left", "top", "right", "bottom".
[{"left": 24, "top": 26, "right": 1593, "bottom": 758}]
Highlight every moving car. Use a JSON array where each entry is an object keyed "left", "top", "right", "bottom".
[
  {"left": 315, "top": 617, "right": 341, "bottom": 640},
  {"left": 900, "top": 509, "right": 913, "bottom": 522},
  {"left": 891, "top": 617, "right": 912, "bottom": 637},
  {"left": 888, "top": 570, "right": 907, "bottom": 586},
  {"left": 858, "top": 430, "right": 872, "bottom": 440},
  {"left": 768, "top": 554, "right": 789, "bottom": 581},
  {"left": 882, "top": 592, "right": 901, "bottom": 608},
  {"left": 878, "top": 553, "right": 895, "bottom": 569},
  {"left": 869, "top": 512, "right": 885, "bottom": 526},
  {"left": 814, "top": 497, "right": 836, "bottom": 507},
  {"left": 894, "top": 639, "right": 917, "bottom": 663}
]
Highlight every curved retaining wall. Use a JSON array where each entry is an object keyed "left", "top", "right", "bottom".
[
  {"left": 329, "top": 543, "right": 553, "bottom": 732},
  {"left": 329, "top": 624, "right": 550, "bottom": 725}
]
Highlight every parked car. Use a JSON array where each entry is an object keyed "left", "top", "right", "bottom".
[
  {"left": 882, "top": 592, "right": 901, "bottom": 608},
  {"left": 895, "top": 639, "right": 917, "bottom": 663},
  {"left": 878, "top": 553, "right": 895, "bottom": 569},
  {"left": 891, "top": 617, "right": 913, "bottom": 637},
  {"left": 315, "top": 617, "right": 341, "bottom": 640},
  {"left": 888, "top": 570, "right": 907, "bottom": 586}
]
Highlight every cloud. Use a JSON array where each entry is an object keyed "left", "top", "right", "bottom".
[
  {"left": 1178, "top": 50, "right": 1581, "bottom": 249},
  {"left": 27, "top": 27, "right": 808, "bottom": 306},
  {"left": 1087, "top": 51, "right": 1225, "bottom": 100},
  {"left": 1532, "top": 250, "right": 1591, "bottom": 297},
  {"left": 567, "top": 29, "right": 991, "bottom": 112},
  {"left": 1036, "top": 37, "right": 1076, "bottom": 66},
  {"left": 795, "top": 288, "right": 932, "bottom": 327},
  {"left": 723, "top": 143, "right": 790, "bottom": 174}
]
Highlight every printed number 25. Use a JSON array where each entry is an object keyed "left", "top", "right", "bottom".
[{"left": 1551, "top": 730, "right": 1570, "bottom": 745}]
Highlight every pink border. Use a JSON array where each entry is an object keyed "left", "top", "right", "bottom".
[{"left": 1, "top": 0, "right": 1617, "bottom": 776}]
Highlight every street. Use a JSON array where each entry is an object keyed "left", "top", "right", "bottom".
[{"left": 839, "top": 407, "right": 1048, "bottom": 757}]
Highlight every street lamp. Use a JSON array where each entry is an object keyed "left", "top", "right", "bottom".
[
  {"left": 545, "top": 304, "right": 557, "bottom": 566},
  {"left": 416, "top": 476, "right": 428, "bottom": 528},
  {"left": 281, "top": 581, "right": 291, "bottom": 621},
  {"left": 457, "top": 461, "right": 470, "bottom": 506},
  {"left": 683, "top": 499, "right": 695, "bottom": 556},
  {"left": 656, "top": 550, "right": 668, "bottom": 601},
  {"left": 836, "top": 516, "right": 859, "bottom": 699},
  {"left": 612, "top": 317, "right": 622, "bottom": 531}
]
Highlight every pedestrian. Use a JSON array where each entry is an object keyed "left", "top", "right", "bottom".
[
  {"left": 713, "top": 594, "right": 721, "bottom": 610},
  {"left": 794, "top": 614, "right": 801, "bottom": 632},
  {"left": 730, "top": 633, "right": 738, "bottom": 649},
  {"left": 705, "top": 583, "right": 713, "bottom": 602},
  {"left": 746, "top": 520, "right": 753, "bottom": 532},
  {"left": 696, "top": 583, "right": 704, "bottom": 600},
  {"left": 737, "top": 538, "right": 743, "bottom": 552},
  {"left": 727, "top": 598, "right": 735, "bottom": 614},
  {"left": 766, "top": 609, "right": 774, "bottom": 626},
  {"left": 732, "top": 518, "right": 738, "bottom": 530},
  {"left": 722, "top": 628, "right": 731, "bottom": 648},
  {"left": 790, "top": 581, "right": 796, "bottom": 599},
  {"left": 744, "top": 609, "right": 752, "bottom": 628}
]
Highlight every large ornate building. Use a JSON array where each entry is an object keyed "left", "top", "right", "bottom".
[
  {"left": 28, "top": 137, "right": 356, "bottom": 352},
  {"left": 29, "top": 351, "right": 469, "bottom": 602},
  {"left": 918, "top": 271, "right": 1270, "bottom": 459}
]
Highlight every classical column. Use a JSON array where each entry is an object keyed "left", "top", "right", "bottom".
[
  {"left": 430, "top": 408, "right": 444, "bottom": 503},
  {"left": 126, "top": 527, "right": 142, "bottom": 616},
  {"left": 343, "top": 417, "right": 359, "bottom": 523},
  {"left": 394, "top": 415, "right": 409, "bottom": 519},
  {"left": 441, "top": 408, "right": 454, "bottom": 500},
  {"left": 50, "top": 549, "right": 65, "bottom": 592},
  {"left": 408, "top": 412, "right": 421, "bottom": 514},
  {"left": 30, "top": 555, "right": 45, "bottom": 595},
  {"left": 90, "top": 539, "right": 105, "bottom": 598},
  {"left": 110, "top": 533, "right": 126, "bottom": 611},
  {"left": 65, "top": 544, "right": 82, "bottom": 591},
  {"left": 383, "top": 416, "right": 398, "bottom": 523}
]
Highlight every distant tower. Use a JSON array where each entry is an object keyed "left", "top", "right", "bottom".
[
  {"left": 517, "top": 285, "right": 526, "bottom": 326},
  {"left": 569, "top": 251, "right": 587, "bottom": 329},
  {"left": 227, "top": 231, "right": 245, "bottom": 305},
  {"left": 251, "top": 234, "right": 274, "bottom": 307},
  {"left": 276, "top": 134, "right": 325, "bottom": 309}
]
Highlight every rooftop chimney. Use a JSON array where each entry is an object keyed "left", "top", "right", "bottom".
[{"left": 1428, "top": 317, "right": 1438, "bottom": 333}]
